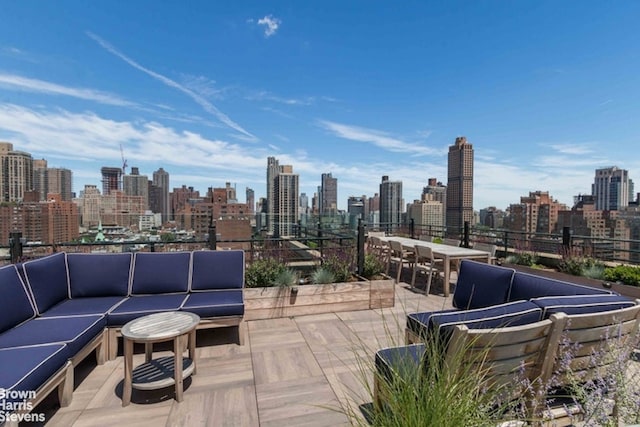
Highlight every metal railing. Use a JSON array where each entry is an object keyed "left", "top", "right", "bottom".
[{"left": 3, "top": 218, "right": 639, "bottom": 269}]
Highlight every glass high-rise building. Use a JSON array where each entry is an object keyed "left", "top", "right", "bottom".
[
  {"left": 446, "top": 136, "right": 474, "bottom": 235},
  {"left": 380, "top": 175, "right": 403, "bottom": 233},
  {"left": 592, "top": 166, "right": 633, "bottom": 211}
]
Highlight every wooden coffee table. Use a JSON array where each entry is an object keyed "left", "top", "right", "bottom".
[{"left": 121, "top": 311, "right": 200, "bottom": 406}]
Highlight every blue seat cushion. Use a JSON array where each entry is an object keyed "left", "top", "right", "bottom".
[
  {"left": 0, "top": 265, "right": 36, "bottom": 334},
  {"left": 375, "top": 344, "right": 426, "bottom": 383},
  {"left": 430, "top": 300, "right": 542, "bottom": 339},
  {"left": 0, "top": 316, "right": 106, "bottom": 358},
  {"left": 22, "top": 253, "right": 69, "bottom": 315},
  {"left": 131, "top": 252, "right": 191, "bottom": 295},
  {"left": 191, "top": 250, "right": 244, "bottom": 291},
  {"left": 67, "top": 253, "right": 132, "bottom": 297},
  {"left": 531, "top": 294, "right": 636, "bottom": 318},
  {"left": 508, "top": 272, "right": 611, "bottom": 302},
  {"left": 107, "top": 294, "right": 189, "bottom": 326},
  {"left": 40, "top": 296, "right": 127, "bottom": 318},
  {"left": 180, "top": 290, "right": 244, "bottom": 318},
  {"left": 453, "top": 260, "right": 515, "bottom": 309},
  {"left": 0, "top": 344, "right": 68, "bottom": 406},
  {"left": 406, "top": 308, "right": 459, "bottom": 340}
]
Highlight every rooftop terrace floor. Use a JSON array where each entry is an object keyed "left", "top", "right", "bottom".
[{"left": 37, "top": 284, "right": 453, "bottom": 427}]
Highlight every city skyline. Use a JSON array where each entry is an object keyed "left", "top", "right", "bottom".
[{"left": 1, "top": 2, "right": 639, "bottom": 210}]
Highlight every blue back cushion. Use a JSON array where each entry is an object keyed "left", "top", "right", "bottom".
[
  {"left": 67, "top": 253, "right": 133, "bottom": 297},
  {"left": 531, "top": 294, "right": 636, "bottom": 318},
  {"left": 432, "top": 300, "right": 542, "bottom": 334},
  {"left": 22, "top": 252, "right": 69, "bottom": 315},
  {"left": 0, "top": 265, "right": 36, "bottom": 333},
  {"left": 191, "top": 250, "right": 244, "bottom": 291},
  {"left": 453, "top": 260, "right": 515, "bottom": 309},
  {"left": 508, "top": 272, "right": 610, "bottom": 302},
  {"left": 131, "top": 252, "right": 191, "bottom": 294}
]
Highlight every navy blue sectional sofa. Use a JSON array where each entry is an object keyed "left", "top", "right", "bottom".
[
  {"left": 406, "top": 259, "right": 636, "bottom": 343},
  {"left": 0, "top": 250, "right": 245, "bottom": 424}
]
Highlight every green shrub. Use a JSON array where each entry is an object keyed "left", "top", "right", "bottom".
[
  {"left": 581, "top": 264, "right": 605, "bottom": 280},
  {"left": 505, "top": 252, "right": 538, "bottom": 267},
  {"left": 558, "top": 256, "right": 604, "bottom": 277},
  {"left": 311, "top": 267, "right": 335, "bottom": 284},
  {"left": 322, "top": 247, "right": 355, "bottom": 283},
  {"left": 603, "top": 265, "right": 640, "bottom": 287},
  {"left": 344, "top": 330, "right": 519, "bottom": 426},
  {"left": 273, "top": 268, "right": 298, "bottom": 287},
  {"left": 362, "top": 253, "right": 385, "bottom": 279},
  {"left": 245, "top": 258, "right": 286, "bottom": 288}
]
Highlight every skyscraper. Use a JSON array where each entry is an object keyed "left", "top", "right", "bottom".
[
  {"left": 152, "top": 168, "right": 170, "bottom": 222},
  {"left": 592, "top": 166, "right": 633, "bottom": 211},
  {"left": 47, "top": 168, "right": 73, "bottom": 201},
  {"left": 380, "top": 176, "right": 403, "bottom": 233},
  {"left": 101, "top": 166, "right": 122, "bottom": 195},
  {"left": 123, "top": 167, "right": 149, "bottom": 210},
  {"left": 446, "top": 136, "right": 474, "bottom": 235},
  {"left": 423, "top": 177, "right": 447, "bottom": 229},
  {"left": 347, "top": 195, "right": 368, "bottom": 221},
  {"left": 266, "top": 157, "right": 280, "bottom": 235},
  {"left": 320, "top": 173, "right": 338, "bottom": 215},
  {"left": 246, "top": 187, "right": 255, "bottom": 214},
  {"left": 273, "top": 165, "right": 299, "bottom": 237},
  {"left": 33, "top": 159, "right": 48, "bottom": 201},
  {"left": 0, "top": 142, "right": 33, "bottom": 202}
]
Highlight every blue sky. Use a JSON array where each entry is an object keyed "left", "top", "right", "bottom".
[{"left": 0, "top": 1, "right": 638, "bottom": 211}]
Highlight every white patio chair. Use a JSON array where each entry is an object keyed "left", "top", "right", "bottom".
[
  {"left": 386, "top": 240, "right": 414, "bottom": 284},
  {"left": 473, "top": 242, "right": 497, "bottom": 264},
  {"left": 410, "top": 245, "right": 443, "bottom": 294}
]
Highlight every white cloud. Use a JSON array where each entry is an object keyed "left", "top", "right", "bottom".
[
  {"left": 0, "top": 73, "right": 134, "bottom": 106},
  {"left": 247, "top": 90, "right": 313, "bottom": 106},
  {"left": 257, "top": 15, "right": 281, "bottom": 37},
  {"left": 318, "top": 120, "right": 442, "bottom": 156},
  {"left": 180, "top": 74, "right": 225, "bottom": 99},
  {"left": 86, "top": 31, "right": 256, "bottom": 141},
  {"left": 546, "top": 143, "right": 595, "bottom": 156},
  {"left": 0, "top": 104, "right": 267, "bottom": 176}
]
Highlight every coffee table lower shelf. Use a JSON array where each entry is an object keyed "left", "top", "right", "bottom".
[{"left": 131, "top": 356, "right": 194, "bottom": 390}]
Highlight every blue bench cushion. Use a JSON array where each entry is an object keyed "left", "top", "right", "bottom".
[
  {"left": 453, "top": 260, "right": 515, "bottom": 309},
  {"left": 0, "top": 344, "right": 68, "bottom": 406},
  {"left": 191, "top": 250, "right": 244, "bottom": 291},
  {"left": 67, "top": 253, "right": 132, "bottom": 297},
  {"left": 107, "top": 294, "right": 189, "bottom": 326},
  {"left": 131, "top": 252, "right": 191, "bottom": 295},
  {"left": 375, "top": 344, "right": 426, "bottom": 384},
  {"left": 531, "top": 294, "right": 636, "bottom": 318},
  {"left": 22, "top": 253, "right": 69, "bottom": 315},
  {"left": 431, "top": 300, "right": 542, "bottom": 335},
  {"left": 0, "top": 316, "right": 106, "bottom": 358},
  {"left": 406, "top": 308, "right": 459, "bottom": 339},
  {"left": 40, "top": 296, "right": 127, "bottom": 318},
  {"left": 508, "top": 272, "right": 611, "bottom": 302},
  {"left": 180, "top": 290, "right": 244, "bottom": 318},
  {"left": 0, "top": 265, "right": 36, "bottom": 334}
]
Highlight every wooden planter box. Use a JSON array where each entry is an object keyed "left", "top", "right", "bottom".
[{"left": 244, "top": 276, "right": 395, "bottom": 321}]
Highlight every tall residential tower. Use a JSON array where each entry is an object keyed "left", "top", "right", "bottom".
[
  {"left": 446, "top": 137, "right": 474, "bottom": 235},
  {"left": 380, "top": 175, "right": 403, "bottom": 233},
  {"left": 592, "top": 166, "right": 633, "bottom": 211}
]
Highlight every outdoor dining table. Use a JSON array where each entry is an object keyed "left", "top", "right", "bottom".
[{"left": 379, "top": 236, "right": 491, "bottom": 297}]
